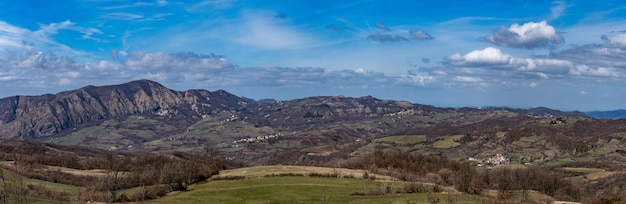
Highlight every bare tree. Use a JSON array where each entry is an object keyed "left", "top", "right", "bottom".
[
  {"left": 102, "top": 152, "right": 127, "bottom": 202},
  {"left": 0, "top": 168, "right": 9, "bottom": 204}
]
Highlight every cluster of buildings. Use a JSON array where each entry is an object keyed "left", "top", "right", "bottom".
[
  {"left": 468, "top": 153, "right": 509, "bottom": 169},
  {"left": 385, "top": 109, "right": 421, "bottom": 117},
  {"left": 162, "top": 135, "right": 185, "bottom": 142},
  {"left": 233, "top": 133, "right": 282, "bottom": 143},
  {"left": 220, "top": 114, "right": 239, "bottom": 124}
]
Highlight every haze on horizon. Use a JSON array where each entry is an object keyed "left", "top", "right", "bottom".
[{"left": 0, "top": 0, "right": 625, "bottom": 111}]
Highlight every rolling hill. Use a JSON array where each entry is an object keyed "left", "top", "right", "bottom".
[
  {"left": 2, "top": 79, "right": 625, "bottom": 167},
  {"left": 1, "top": 80, "right": 626, "bottom": 203}
]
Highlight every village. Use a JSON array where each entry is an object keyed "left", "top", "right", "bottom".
[
  {"left": 233, "top": 133, "right": 282, "bottom": 144},
  {"left": 468, "top": 153, "right": 510, "bottom": 169}
]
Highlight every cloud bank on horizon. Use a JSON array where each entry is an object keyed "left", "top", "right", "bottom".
[{"left": 0, "top": 0, "right": 625, "bottom": 111}]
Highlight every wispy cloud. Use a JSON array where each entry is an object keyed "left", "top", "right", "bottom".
[
  {"left": 548, "top": 1, "right": 568, "bottom": 20},
  {"left": 367, "top": 34, "right": 408, "bottom": 42},
  {"left": 375, "top": 22, "right": 390, "bottom": 31},
  {"left": 455, "top": 76, "right": 483, "bottom": 83},
  {"left": 326, "top": 24, "right": 349, "bottom": 32},
  {"left": 185, "top": 0, "right": 238, "bottom": 12},
  {"left": 0, "top": 21, "right": 30, "bottom": 49},
  {"left": 232, "top": 11, "right": 317, "bottom": 50},
  {"left": 79, "top": 27, "right": 104, "bottom": 41},
  {"left": 100, "top": 12, "right": 144, "bottom": 21},
  {"left": 139, "top": 13, "right": 173, "bottom": 22},
  {"left": 410, "top": 30, "right": 434, "bottom": 40},
  {"left": 102, "top": 2, "right": 153, "bottom": 10},
  {"left": 0, "top": 20, "right": 88, "bottom": 57}
]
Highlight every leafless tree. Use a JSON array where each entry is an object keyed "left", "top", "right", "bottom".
[
  {"left": 102, "top": 152, "right": 127, "bottom": 202},
  {"left": 0, "top": 168, "right": 9, "bottom": 204}
]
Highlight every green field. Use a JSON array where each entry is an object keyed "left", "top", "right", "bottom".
[
  {"left": 351, "top": 135, "right": 427, "bottom": 156},
  {"left": 432, "top": 135, "right": 462, "bottom": 149},
  {"left": 149, "top": 176, "right": 482, "bottom": 204},
  {"left": 376, "top": 135, "right": 426, "bottom": 145}
]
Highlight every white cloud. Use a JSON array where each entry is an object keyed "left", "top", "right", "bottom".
[
  {"left": 446, "top": 47, "right": 512, "bottom": 66},
  {"left": 83, "top": 60, "right": 121, "bottom": 72},
  {"left": 445, "top": 47, "right": 578, "bottom": 78},
  {"left": 569, "top": 65, "right": 620, "bottom": 78},
  {"left": 463, "top": 47, "right": 512, "bottom": 64},
  {"left": 551, "top": 43, "right": 626, "bottom": 69},
  {"left": 519, "top": 58, "right": 572, "bottom": 71},
  {"left": 0, "top": 21, "right": 29, "bottom": 49},
  {"left": 399, "top": 74, "right": 435, "bottom": 86},
  {"left": 485, "top": 21, "right": 563, "bottom": 49},
  {"left": 579, "top": 90, "right": 588, "bottom": 95},
  {"left": 603, "top": 33, "right": 626, "bottom": 48},
  {"left": 123, "top": 51, "right": 234, "bottom": 71},
  {"left": 455, "top": 76, "right": 482, "bottom": 83}
]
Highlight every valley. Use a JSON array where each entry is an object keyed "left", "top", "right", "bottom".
[{"left": 1, "top": 80, "right": 625, "bottom": 203}]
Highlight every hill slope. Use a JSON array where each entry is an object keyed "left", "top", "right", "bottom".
[{"left": 3, "top": 80, "right": 626, "bottom": 169}]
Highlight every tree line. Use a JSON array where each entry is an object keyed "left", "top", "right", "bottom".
[
  {"left": 0, "top": 138, "right": 229, "bottom": 203},
  {"left": 345, "top": 149, "right": 582, "bottom": 201}
]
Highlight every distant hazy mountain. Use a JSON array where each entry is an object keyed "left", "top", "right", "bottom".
[{"left": 585, "top": 109, "right": 626, "bottom": 119}]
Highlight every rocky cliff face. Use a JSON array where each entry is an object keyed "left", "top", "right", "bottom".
[{"left": 0, "top": 80, "right": 247, "bottom": 138}]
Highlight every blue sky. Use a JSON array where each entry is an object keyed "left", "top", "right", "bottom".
[{"left": 1, "top": 0, "right": 625, "bottom": 111}]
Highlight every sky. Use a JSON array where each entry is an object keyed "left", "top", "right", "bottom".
[{"left": 0, "top": 0, "right": 625, "bottom": 111}]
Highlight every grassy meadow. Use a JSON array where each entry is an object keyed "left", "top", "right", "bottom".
[{"left": 149, "top": 176, "right": 480, "bottom": 204}]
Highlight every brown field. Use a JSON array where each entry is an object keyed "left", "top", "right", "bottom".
[
  {"left": 212, "top": 165, "right": 395, "bottom": 180},
  {"left": 1, "top": 161, "right": 117, "bottom": 177}
]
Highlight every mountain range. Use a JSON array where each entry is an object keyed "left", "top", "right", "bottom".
[
  {"left": 0, "top": 79, "right": 587, "bottom": 139},
  {"left": 0, "top": 80, "right": 625, "bottom": 203},
  {"left": 585, "top": 109, "right": 626, "bottom": 119},
  {"left": 1, "top": 80, "right": 625, "bottom": 166}
]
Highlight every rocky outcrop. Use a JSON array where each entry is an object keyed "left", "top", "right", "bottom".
[{"left": 0, "top": 80, "right": 247, "bottom": 138}]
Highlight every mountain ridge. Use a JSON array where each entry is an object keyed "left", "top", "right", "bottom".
[
  {"left": 0, "top": 79, "right": 591, "bottom": 139},
  {"left": 0, "top": 80, "right": 249, "bottom": 138}
]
